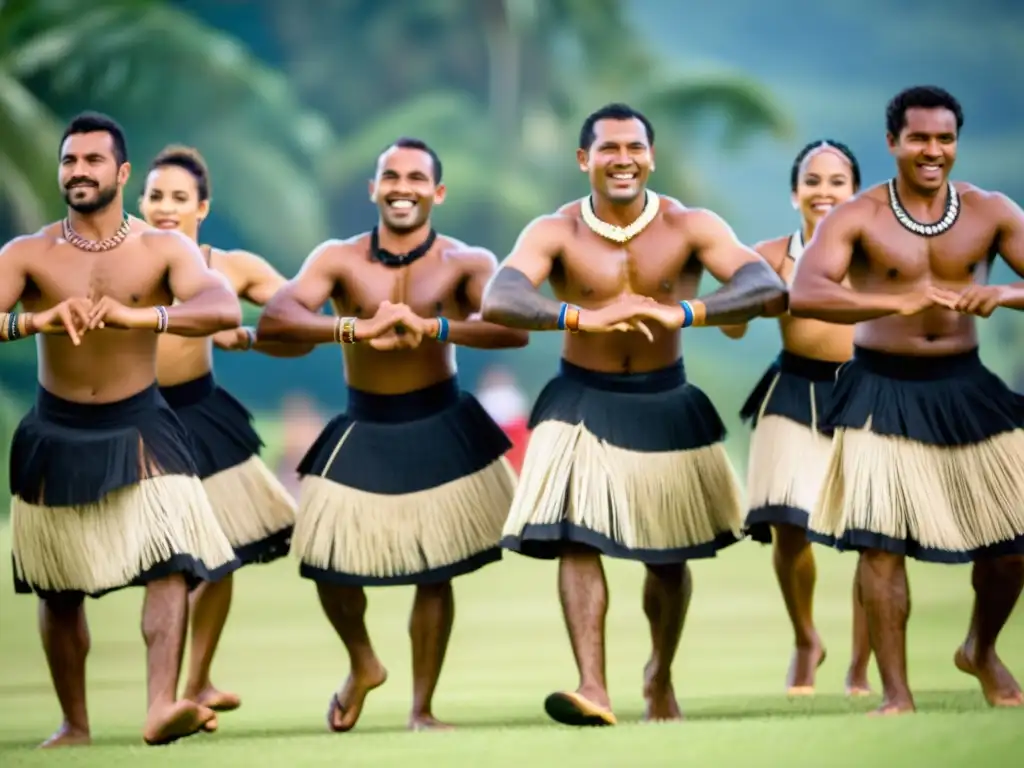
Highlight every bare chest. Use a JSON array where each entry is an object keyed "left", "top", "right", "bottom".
[
  {"left": 558, "top": 225, "right": 693, "bottom": 301},
  {"left": 858, "top": 217, "right": 996, "bottom": 282},
  {"left": 339, "top": 258, "right": 464, "bottom": 317},
  {"left": 30, "top": 244, "right": 169, "bottom": 306}
]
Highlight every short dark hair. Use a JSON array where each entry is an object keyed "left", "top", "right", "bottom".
[
  {"left": 885, "top": 86, "right": 964, "bottom": 137},
  {"left": 579, "top": 103, "right": 654, "bottom": 151},
  {"left": 385, "top": 137, "right": 443, "bottom": 183},
  {"left": 60, "top": 111, "right": 128, "bottom": 166},
  {"left": 790, "top": 139, "right": 861, "bottom": 192},
  {"left": 149, "top": 145, "right": 211, "bottom": 201}
]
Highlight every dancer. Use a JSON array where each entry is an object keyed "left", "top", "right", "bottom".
[
  {"left": 140, "top": 145, "right": 308, "bottom": 713},
  {"left": 723, "top": 140, "right": 872, "bottom": 696},
  {"left": 791, "top": 85, "right": 1024, "bottom": 714},
  {"left": 0, "top": 112, "right": 241, "bottom": 747},
  {"left": 481, "top": 103, "right": 787, "bottom": 725},
  {"left": 257, "top": 137, "right": 528, "bottom": 730}
]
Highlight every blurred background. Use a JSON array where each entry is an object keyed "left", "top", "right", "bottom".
[{"left": 2, "top": 0, "right": 1023, "bottom": 506}]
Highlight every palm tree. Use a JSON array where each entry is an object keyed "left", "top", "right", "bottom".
[
  {"left": 0, "top": 0, "right": 335, "bottom": 259},
  {"left": 314, "top": 0, "right": 793, "bottom": 251}
]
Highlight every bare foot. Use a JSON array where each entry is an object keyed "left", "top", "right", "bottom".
[
  {"left": 38, "top": 723, "right": 91, "bottom": 749},
  {"left": 867, "top": 699, "right": 914, "bottom": 716},
  {"left": 642, "top": 660, "right": 683, "bottom": 721},
  {"left": 786, "top": 642, "right": 826, "bottom": 695},
  {"left": 845, "top": 665, "right": 872, "bottom": 697},
  {"left": 143, "top": 699, "right": 218, "bottom": 746},
  {"left": 955, "top": 645, "right": 1024, "bottom": 707},
  {"left": 188, "top": 685, "right": 242, "bottom": 712},
  {"left": 409, "top": 714, "right": 455, "bottom": 731},
  {"left": 326, "top": 662, "right": 388, "bottom": 732}
]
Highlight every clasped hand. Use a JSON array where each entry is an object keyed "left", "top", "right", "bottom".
[
  {"left": 577, "top": 294, "right": 689, "bottom": 341},
  {"left": 28, "top": 294, "right": 161, "bottom": 346},
  {"left": 356, "top": 300, "right": 436, "bottom": 351},
  {"left": 900, "top": 284, "right": 1006, "bottom": 318}
]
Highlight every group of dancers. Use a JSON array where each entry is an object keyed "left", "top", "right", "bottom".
[{"left": 0, "top": 83, "right": 1022, "bottom": 750}]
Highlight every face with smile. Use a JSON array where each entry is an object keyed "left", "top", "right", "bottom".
[
  {"left": 139, "top": 164, "right": 208, "bottom": 239},
  {"left": 369, "top": 146, "right": 445, "bottom": 234},
  {"left": 887, "top": 106, "right": 958, "bottom": 193},
  {"left": 59, "top": 131, "right": 129, "bottom": 214},
  {"left": 792, "top": 147, "right": 856, "bottom": 231},
  {"left": 577, "top": 117, "right": 654, "bottom": 205}
]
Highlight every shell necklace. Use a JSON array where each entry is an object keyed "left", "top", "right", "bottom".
[
  {"left": 62, "top": 214, "right": 131, "bottom": 252},
  {"left": 581, "top": 190, "right": 660, "bottom": 243},
  {"left": 887, "top": 178, "right": 960, "bottom": 237}
]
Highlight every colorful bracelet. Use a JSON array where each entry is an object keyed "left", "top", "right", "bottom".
[
  {"left": 340, "top": 316, "right": 357, "bottom": 344},
  {"left": 557, "top": 302, "right": 581, "bottom": 333},
  {"left": 433, "top": 316, "right": 449, "bottom": 342},
  {"left": 2, "top": 312, "right": 22, "bottom": 341},
  {"left": 678, "top": 301, "right": 695, "bottom": 328},
  {"left": 243, "top": 327, "right": 256, "bottom": 350},
  {"left": 154, "top": 306, "right": 169, "bottom": 333}
]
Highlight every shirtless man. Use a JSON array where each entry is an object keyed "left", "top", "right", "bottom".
[
  {"left": 140, "top": 145, "right": 311, "bottom": 714},
  {"left": 257, "top": 137, "right": 528, "bottom": 731},
  {"left": 790, "top": 85, "right": 1024, "bottom": 714},
  {"left": 480, "top": 103, "right": 787, "bottom": 726},
  {"left": 0, "top": 112, "right": 242, "bottom": 746},
  {"left": 723, "top": 140, "right": 872, "bottom": 696}
]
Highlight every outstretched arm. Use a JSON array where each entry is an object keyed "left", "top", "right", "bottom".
[
  {"left": 789, "top": 202, "right": 909, "bottom": 323},
  {"left": 256, "top": 241, "right": 348, "bottom": 344},
  {"left": 426, "top": 250, "right": 529, "bottom": 348},
  {"left": 161, "top": 232, "right": 242, "bottom": 335},
  {"left": 687, "top": 210, "right": 787, "bottom": 326},
  {"left": 993, "top": 193, "right": 1024, "bottom": 310},
  {"left": 0, "top": 238, "right": 31, "bottom": 341},
  {"left": 215, "top": 249, "right": 314, "bottom": 357},
  {"left": 480, "top": 216, "right": 565, "bottom": 330}
]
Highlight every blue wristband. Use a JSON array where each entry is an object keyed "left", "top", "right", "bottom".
[
  {"left": 679, "top": 301, "right": 694, "bottom": 328},
  {"left": 435, "top": 316, "right": 449, "bottom": 342},
  {"left": 557, "top": 302, "right": 568, "bottom": 331}
]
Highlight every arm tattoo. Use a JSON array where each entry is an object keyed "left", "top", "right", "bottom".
[
  {"left": 698, "top": 260, "right": 788, "bottom": 325},
  {"left": 481, "top": 267, "right": 563, "bottom": 330}
]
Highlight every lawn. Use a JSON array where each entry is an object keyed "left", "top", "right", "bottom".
[{"left": 0, "top": 524, "right": 1021, "bottom": 768}]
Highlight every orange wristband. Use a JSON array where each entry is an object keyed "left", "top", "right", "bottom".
[{"left": 564, "top": 305, "right": 580, "bottom": 333}]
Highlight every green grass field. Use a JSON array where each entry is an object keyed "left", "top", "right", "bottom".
[{"left": 0, "top": 524, "right": 1022, "bottom": 768}]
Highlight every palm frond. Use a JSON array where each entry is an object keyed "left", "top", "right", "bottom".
[{"left": 0, "top": 68, "right": 63, "bottom": 230}]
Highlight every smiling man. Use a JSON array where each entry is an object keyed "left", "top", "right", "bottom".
[
  {"left": 480, "top": 102, "right": 786, "bottom": 727},
  {"left": 256, "top": 137, "right": 527, "bottom": 732},
  {"left": 790, "top": 85, "right": 1024, "bottom": 715}
]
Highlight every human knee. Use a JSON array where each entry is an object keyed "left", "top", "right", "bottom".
[
  {"left": 317, "top": 583, "right": 367, "bottom": 616},
  {"left": 974, "top": 554, "right": 1024, "bottom": 585},
  {"left": 415, "top": 580, "right": 453, "bottom": 600},
  {"left": 858, "top": 548, "right": 904, "bottom": 576},
  {"left": 773, "top": 524, "right": 810, "bottom": 558},
  {"left": 41, "top": 591, "right": 85, "bottom": 617},
  {"left": 645, "top": 562, "right": 686, "bottom": 588},
  {"left": 559, "top": 542, "right": 601, "bottom": 562}
]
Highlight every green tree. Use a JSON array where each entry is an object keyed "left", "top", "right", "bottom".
[
  {"left": 266, "top": 0, "right": 792, "bottom": 259},
  {"left": 0, "top": 0, "right": 335, "bottom": 259}
]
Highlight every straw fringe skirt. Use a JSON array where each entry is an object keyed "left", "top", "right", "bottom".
[
  {"left": 740, "top": 351, "right": 842, "bottom": 543},
  {"left": 161, "top": 373, "right": 294, "bottom": 565},
  {"left": 291, "top": 378, "right": 515, "bottom": 586},
  {"left": 808, "top": 347, "right": 1024, "bottom": 563},
  {"left": 501, "top": 360, "right": 744, "bottom": 564},
  {"left": 9, "top": 385, "right": 239, "bottom": 598}
]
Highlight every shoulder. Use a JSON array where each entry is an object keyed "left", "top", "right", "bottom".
[
  {"left": 658, "top": 197, "right": 731, "bottom": 236},
  {"left": 1, "top": 224, "right": 60, "bottom": 262},
  {"left": 823, "top": 187, "right": 886, "bottom": 229},
  {"left": 752, "top": 235, "right": 791, "bottom": 270},
  {"left": 514, "top": 210, "right": 577, "bottom": 246},
  {"left": 956, "top": 183, "right": 1020, "bottom": 218},
  {"left": 211, "top": 247, "right": 272, "bottom": 273},
  {"left": 138, "top": 220, "right": 197, "bottom": 257},
  {"left": 437, "top": 236, "right": 498, "bottom": 272},
  {"left": 301, "top": 234, "right": 369, "bottom": 270}
]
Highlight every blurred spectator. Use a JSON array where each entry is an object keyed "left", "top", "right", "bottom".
[
  {"left": 476, "top": 365, "right": 530, "bottom": 473},
  {"left": 275, "top": 392, "right": 326, "bottom": 498}
]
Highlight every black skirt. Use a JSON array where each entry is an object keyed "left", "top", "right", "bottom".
[
  {"left": 160, "top": 373, "right": 291, "bottom": 565},
  {"left": 500, "top": 359, "right": 743, "bottom": 563},
  {"left": 295, "top": 377, "right": 513, "bottom": 586},
  {"left": 10, "top": 385, "right": 239, "bottom": 597},
  {"left": 741, "top": 351, "right": 842, "bottom": 542},
  {"left": 808, "top": 346, "right": 1024, "bottom": 562}
]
